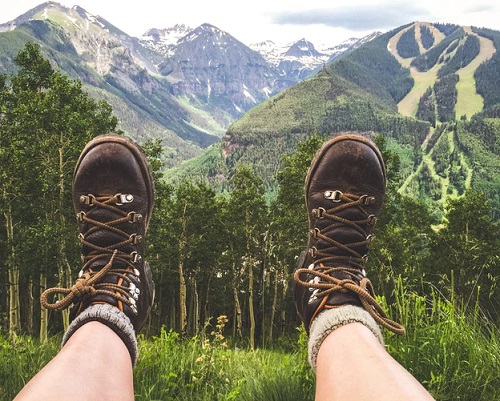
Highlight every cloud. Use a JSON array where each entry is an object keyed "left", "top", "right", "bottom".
[
  {"left": 464, "top": 4, "right": 495, "bottom": 13},
  {"left": 270, "top": 2, "right": 431, "bottom": 31}
]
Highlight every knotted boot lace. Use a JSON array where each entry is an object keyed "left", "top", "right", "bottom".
[{"left": 41, "top": 193, "right": 143, "bottom": 315}]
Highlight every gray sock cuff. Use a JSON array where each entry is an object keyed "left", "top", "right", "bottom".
[
  {"left": 308, "top": 305, "right": 384, "bottom": 372},
  {"left": 62, "top": 304, "right": 138, "bottom": 365}
]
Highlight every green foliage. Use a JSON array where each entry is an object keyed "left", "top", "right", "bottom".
[
  {"left": 385, "top": 281, "right": 500, "bottom": 400},
  {"left": 397, "top": 27, "right": 420, "bottom": 58},
  {"left": 273, "top": 135, "right": 326, "bottom": 265},
  {"left": 433, "top": 23, "right": 461, "bottom": 36},
  {"left": 3, "top": 286, "right": 500, "bottom": 401},
  {"left": 0, "top": 42, "right": 118, "bottom": 335},
  {"left": 455, "top": 118, "right": 500, "bottom": 218},
  {"left": 434, "top": 74, "right": 459, "bottom": 122},
  {"left": 420, "top": 25, "right": 435, "bottom": 50},
  {"left": 332, "top": 27, "right": 414, "bottom": 104},
  {"left": 431, "top": 133, "right": 451, "bottom": 177},
  {"left": 0, "top": 334, "right": 60, "bottom": 400},
  {"left": 2, "top": 127, "right": 500, "bottom": 400},
  {"left": 416, "top": 87, "right": 437, "bottom": 126},
  {"left": 164, "top": 143, "right": 228, "bottom": 188},
  {"left": 438, "top": 34, "right": 480, "bottom": 78},
  {"left": 426, "top": 191, "right": 500, "bottom": 319},
  {"left": 223, "top": 68, "right": 427, "bottom": 188},
  {"left": 473, "top": 28, "right": 500, "bottom": 109},
  {"left": 412, "top": 28, "right": 465, "bottom": 71}
]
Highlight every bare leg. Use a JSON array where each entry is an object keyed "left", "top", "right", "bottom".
[
  {"left": 14, "top": 322, "right": 134, "bottom": 401},
  {"left": 315, "top": 323, "right": 435, "bottom": 401}
]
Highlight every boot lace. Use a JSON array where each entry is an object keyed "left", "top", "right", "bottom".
[
  {"left": 294, "top": 190, "right": 405, "bottom": 335},
  {"left": 41, "top": 193, "right": 143, "bottom": 314}
]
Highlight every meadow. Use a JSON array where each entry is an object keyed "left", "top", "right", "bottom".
[{"left": 2, "top": 279, "right": 499, "bottom": 401}]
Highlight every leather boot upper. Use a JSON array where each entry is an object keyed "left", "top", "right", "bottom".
[
  {"left": 294, "top": 134, "right": 404, "bottom": 335},
  {"left": 41, "top": 134, "right": 155, "bottom": 332}
]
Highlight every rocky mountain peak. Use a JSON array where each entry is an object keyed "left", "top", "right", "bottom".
[
  {"left": 141, "top": 24, "right": 192, "bottom": 46},
  {"left": 0, "top": 1, "right": 64, "bottom": 32},
  {"left": 285, "top": 38, "right": 323, "bottom": 57},
  {"left": 179, "top": 23, "right": 237, "bottom": 46}
]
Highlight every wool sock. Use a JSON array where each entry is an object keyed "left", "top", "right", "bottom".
[
  {"left": 308, "top": 305, "right": 384, "bottom": 372},
  {"left": 62, "top": 304, "right": 138, "bottom": 365}
]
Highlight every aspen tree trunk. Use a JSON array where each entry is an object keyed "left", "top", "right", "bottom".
[
  {"left": 281, "top": 273, "right": 289, "bottom": 335},
  {"left": 193, "top": 279, "right": 200, "bottom": 334},
  {"left": 39, "top": 273, "right": 48, "bottom": 343},
  {"left": 248, "top": 260, "right": 255, "bottom": 350},
  {"left": 178, "top": 204, "right": 188, "bottom": 336},
  {"left": 268, "top": 269, "right": 279, "bottom": 344},
  {"left": 58, "top": 140, "right": 70, "bottom": 331},
  {"left": 27, "top": 279, "right": 34, "bottom": 334},
  {"left": 232, "top": 262, "right": 243, "bottom": 339},
  {"left": 178, "top": 255, "right": 187, "bottom": 336},
  {"left": 5, "top": 205, "right": 21, "bottom": 338},
  {"left": 204, "top": 276, "right": 211, "bottom": 330}
]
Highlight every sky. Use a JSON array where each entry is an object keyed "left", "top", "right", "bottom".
[{"left": 2, "top": 0, "right": 500, "bottom": 47}]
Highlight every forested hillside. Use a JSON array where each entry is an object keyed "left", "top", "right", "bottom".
[{"left": 168, "top": 21, "right": 500, "bottom": 219}]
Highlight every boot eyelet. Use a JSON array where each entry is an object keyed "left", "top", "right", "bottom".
[
  {"left": 76, "top": 211, "right": 86, "bottom": 222},
  {"left": 360, "top": 195, "right": 376, "bottom": 205},
  {"left": 127, "top": 211, "right": 143, "bottom": 223},
  {"left": 115, "top": 193, "right": 134, "bottom": 205},
  {"left": 308, "top": 247, "right": 318, "bottom": 258},
  {"left": 131, "top": 251, "right": 142, "bottom": 263},
  {"left": 130, "top": 234, "right": 142, "bottom": 244},
  {"left": 80, "top": 194, "right": 95, "bottom": 206},
  {"left": 309, "top": 228, "right": 320, "bottom": 239},
  {"left": 324, "top": 190, "right": 342, "bottom": 202},
  {"left": 129, "top": 298, "right": 138, "bottom": 314},
  {"left": 312, "top": 207, "right": 326, "bottom": 219},
  {"left": 367, "top": 215, "right": 378, "bottom": 226}
]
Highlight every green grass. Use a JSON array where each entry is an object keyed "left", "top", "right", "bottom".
[
  {"left": 455, "top": 32, "right": 495, "bottom": 119},
  {"left": 2, "top": 281, "right": 500, "bottom": 401}
]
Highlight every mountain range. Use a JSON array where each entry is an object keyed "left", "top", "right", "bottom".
[
  {"left": 169, "top": 22, "right": 500, "bottom": 217},
  {"left": 0, "top": 1, "right": 377, "bottom": 166},
  {"left": 1, "top": 3, "right": 500, "bottom": 216}
]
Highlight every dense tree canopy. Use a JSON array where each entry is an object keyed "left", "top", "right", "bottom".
[{"left": 1, "top": 43, "right": 500, "bottom": 348}]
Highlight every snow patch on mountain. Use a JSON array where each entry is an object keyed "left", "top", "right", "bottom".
[
  {"left": 140, "top": 24, "right": 192, "bottom": 56},
  {"left": 250, "top": 32, "right": 382, "bottom": 73}
]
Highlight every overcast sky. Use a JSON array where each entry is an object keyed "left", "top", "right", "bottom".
[{"left": 2, "top": 0, "right": 500, "bottom": 47}]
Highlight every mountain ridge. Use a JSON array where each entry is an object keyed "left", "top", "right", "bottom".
[
  {"left": 2, "top": 4, "right": 499, "bottom": 215},
  {"left": 0, "top": 1, "right": 375, "bottom": 163},
  {"left": 167, "top": 21, "right": 500, "bottom": 216}
]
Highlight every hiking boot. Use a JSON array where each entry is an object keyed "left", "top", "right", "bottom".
[
  {"left": 41, "top": 134, "right": 155, "bottom": 332},
  {"left": 293, "top": 134, "right": 404, "bottom": 335}
]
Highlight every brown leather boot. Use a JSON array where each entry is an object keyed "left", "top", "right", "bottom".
[
  {"left": 41, "top": 134, "right": 155, "bottom": 333},
  {"left": 293, "top": 134, "right": 404, "bottom": 335}
]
